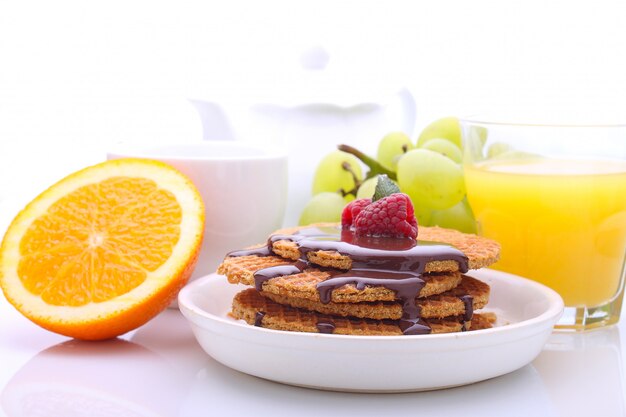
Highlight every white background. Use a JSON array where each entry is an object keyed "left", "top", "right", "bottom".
[{"left": 1, "top": 0, "right": 625, "bottom": 203}]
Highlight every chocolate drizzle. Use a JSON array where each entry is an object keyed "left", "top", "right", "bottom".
[
  {"left": 254, "top": 311, "right": 266, "bottom": 327},
  {"left": 316, "top": 317, "right": 336, "bottom": 334},
  {"left": 233, "top": 226, "right": 469, "bottom": 336},
  {"left": 460, "top": 295, "right": 474, "bottom": 332},
  {"left": 253, "top": 261, "right": 308, "bottom": 291}
]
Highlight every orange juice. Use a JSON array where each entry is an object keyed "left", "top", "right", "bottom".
[{"left": 465, "top": 158, "right": 626, "bottom": 306}]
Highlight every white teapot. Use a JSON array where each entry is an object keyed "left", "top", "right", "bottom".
[{"left": 190, "top": 47, "right": 417, "bottom": 227}]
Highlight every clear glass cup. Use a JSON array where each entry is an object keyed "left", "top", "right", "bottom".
[{"left": 460, "top": 120, "right": 626, "bottom": 330}]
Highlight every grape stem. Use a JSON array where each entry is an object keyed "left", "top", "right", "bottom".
[
  {"left": 340, "top": 161, "right": 363, "bottom": 198},
  {"left": 338, "top": 144, "right": 397, "bottom": 181}
]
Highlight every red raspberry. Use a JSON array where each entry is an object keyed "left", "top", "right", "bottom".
[
  {"left": 341, "top": 198, "right": 372, "bottom": 228},
  {"left": 354, "top": 193, "right": 418, "bottom": 239}
]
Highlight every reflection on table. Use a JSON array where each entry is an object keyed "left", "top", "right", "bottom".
[
  {"left": 533, "top": 327, "right": 625, "bottom": 417},
  {"left": 1, "top": 309, "right": 624, "bottom": 417},
  {"left": 1, "top": 310, "right": 206, "bottom": 417}
]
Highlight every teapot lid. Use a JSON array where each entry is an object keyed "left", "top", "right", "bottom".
[
  {"left": 254, "top": 45, "right": 408, "bottom": 107},
  {"left": 198, "top": 45, "right": 410, "bottom": 109}
]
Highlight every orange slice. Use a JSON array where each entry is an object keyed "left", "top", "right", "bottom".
[{"left": 0, "top": 158, "right": 204, "bottom": 340}]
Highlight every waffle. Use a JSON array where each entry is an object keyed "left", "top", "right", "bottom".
[
  {"left": 218, "top": 255, "right": 463, "bottom": 303},
  {"left": 231, "top": 288, "right": 494, "bottom": 336},
  {"left": 260, "top": 275, "right": 489, "bottom": 320},
  {"left": 270, "top": 223, "right": 500, "bottom": 272}
]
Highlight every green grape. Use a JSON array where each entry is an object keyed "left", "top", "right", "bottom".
[
  {"left": 397, "top": 149, "right": 465, "bottom": 210},
  {"left": 298, "top": 192, "right": 346, "bottom": 226},
  {"left": 464, "top": 125, "right": 487, "bottom": 161},
  {"left": 356, "top": 177, "right": 377, "bottom": 199},
  {"left": 474, "top": 125, "right": 488, "bottom": 147},
  {"left": 416, "top": 117, "right": 462, "bottom": 149},
  {"left": 376, "top": 131, "right": 414, "bottom": 172},
  {"left": 420, "top": 138, "right": 462, "bottom": 163},
  {"left": 430, "top": 198, "right": 477, "bottom": 234},
  {"left": 485, "top": 140, "right": 541, "bottom": 162},
  {"left": 487, "top": 142, "right": 513, "bottom": 158},
  {"left": 312, "top": 151, "right": 363, "bottom": 201},
  {"left": 356, "top": 176, "right": 400, "bottom": 199},
  {"left": 413, "top": 203, "right": 432, "bottom": 227}
]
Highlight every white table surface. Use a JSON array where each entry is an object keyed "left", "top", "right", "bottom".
[{"left": 1, "top": 197, "right": 625, "bottom": 417}]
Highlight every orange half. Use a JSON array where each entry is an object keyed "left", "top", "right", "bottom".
[{"left": 0, "top": 158, "right": 204, "bottom": 340}]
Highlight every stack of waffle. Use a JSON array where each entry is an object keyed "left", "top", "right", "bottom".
[{"left": 218, "top": 224, "right": 501, "bottom": 336}]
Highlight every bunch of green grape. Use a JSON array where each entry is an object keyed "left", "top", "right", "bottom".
[{"left": 299, "top": 117, "right": 477, "bottom": 234}]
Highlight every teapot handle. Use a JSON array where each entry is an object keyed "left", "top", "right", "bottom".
[
  {"left": 189, "top": 99, "right": 237, "bottom": 141},
  {"left": 396, "top": 88, "right": 417, "bottom": 137}
]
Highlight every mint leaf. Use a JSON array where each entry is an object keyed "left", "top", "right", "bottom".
[{"left": 372, "top": 175, "right": 401, "bottom": 202}]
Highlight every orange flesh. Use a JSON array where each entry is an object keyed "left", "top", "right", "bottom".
[{"left": 17, "top": 177, "right": 182, "bottom": 306}]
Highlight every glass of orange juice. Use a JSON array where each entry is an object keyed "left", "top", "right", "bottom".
[{"left": 461, "top": 120, "right": 626, "bottom": 330}]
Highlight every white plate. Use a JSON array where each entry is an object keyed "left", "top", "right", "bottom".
[{"left": 178, "top": 269, "right": 563, "bottom": 392}]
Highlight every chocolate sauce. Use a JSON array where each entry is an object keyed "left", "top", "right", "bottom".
[
  {"left": 269, "top": 228, "right": 468, "bottom": 273},
  {"left": 236, "top": 226, "right": 469, "bottom": 336},
  {"left": 460, "top": 295, "right": 474, "bottom": 332},
  {"left": 460, "top": 295, "right": 474, "bottom": 322},
  {"left": 253, "top": 261, "right": 308, "bottom": 291},
  {"left": 399, "top": 316, "right": 431, "bottom": 335},
  {"left": 316, "top": 272, "right": 425, "bottom": 304},
  {"left": 316, "top": 317, "right": 336, "bottom": 334},
  {"left": 254, "top": 311, "right": 266, "bottom": 327}
]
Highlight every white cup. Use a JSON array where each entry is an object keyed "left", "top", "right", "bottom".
[{"left": 107, "top": 141, "right": 288, "bottom": 281}]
